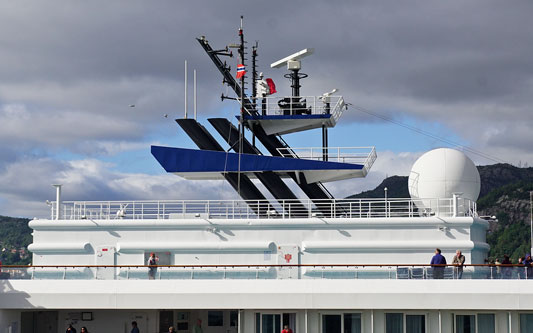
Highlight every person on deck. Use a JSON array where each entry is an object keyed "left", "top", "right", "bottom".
[
  {"left": 147, "top": 252, "right": 159, "bottom": 280},
  {"left": 524, "top": 254, "right": 533, "bottom": 279},
  {"left": 193, "top": 319, "right": 203, "bottom": 333},
  {"left": 131, "top": 321, "right": 140, "bottom": 333},
  {"left": 452, "top": 250, "right": 465, "bottom": 279},
  {"left": 282, "top": 324, "right": 293, "bottom": 333},
  {"left": 430, "top": 248, "right": 447, "bottom": 279}
]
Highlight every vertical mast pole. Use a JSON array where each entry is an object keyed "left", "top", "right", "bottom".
[
  {"left": 251, "top": 41, "right": 258, "bottom": 147},
  {"left": 184, "top": 60, "right": 188, "bottom": 119},
  {"left": 237, "top": 16, "right": 245, "bottom": 196},
  {"left": 252, "top": 42, "right": 258, "bottom": 110},
  {"left": 194, "top": 69, "right": 197, "bottom": 120}
]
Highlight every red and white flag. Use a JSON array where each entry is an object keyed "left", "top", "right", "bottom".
[
  {"left": 236, "top": 64, "right": 246, "bottom": 79},
  {"left": 266, "top": 78, "right": 277, "bottom": 94}
]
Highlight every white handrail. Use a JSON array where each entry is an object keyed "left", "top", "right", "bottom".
[{"left": 51, "top": 197, "right": 477, "bottom": 221}]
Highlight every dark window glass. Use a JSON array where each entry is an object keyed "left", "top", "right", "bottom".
[
  {"left": 455, "top": 315, "right": 475, "bottom": 333},
  {"left": 386, "top": 313, "right": 403, "bottom": 333},
  {"left": 322, "top": 314, "right": 341, "bottom": 333},
  {"left": 261, "top": 314, "right": 280, "bottom": 333},
  {"left": 159, "top": 310, "right": 173, "bottom": 333},
  {"left": 208, "top": 311, "right": 223, "bottom": 326},
  {"left": 406, "top": 315, "right": 425, "bottom": 333},
  {"left": 344, "top": 313, "right": 361, "bottom": 333},
  {"left": 520, "top": 314, "right": 533, "bottom": 333},
  {"left": 477, "top": 314, "right": 494, "bottom": 333},
  {"left": 230, "top": 311, "right": 238, "bottom": 327}
]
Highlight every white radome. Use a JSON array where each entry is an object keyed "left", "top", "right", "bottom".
[{"left": 408, "top": 148, "right": 480, "bottom": 202}]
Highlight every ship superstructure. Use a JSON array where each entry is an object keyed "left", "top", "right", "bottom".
[{"left": 1, "top": 18, "right": 532, "bottom": 333}]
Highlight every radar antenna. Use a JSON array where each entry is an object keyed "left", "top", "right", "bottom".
[{"left": 271, "top": 48, "right": 314, "bottom": 98}]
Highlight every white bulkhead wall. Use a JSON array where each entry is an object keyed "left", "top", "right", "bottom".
[{"left": 28, "top": 216, "right": 489, "bottom": 266}]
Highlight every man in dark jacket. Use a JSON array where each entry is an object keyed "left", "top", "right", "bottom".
[{"left": 430, "top": 248, "right": 447, "bottom": 279}]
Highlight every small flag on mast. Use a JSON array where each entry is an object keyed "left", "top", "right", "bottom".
[
  {"left": 265, "top": 78, "right": 277, "bottom": 94},
  {"left": 236, "top": 64, "right": 246, "bottom": 79}
]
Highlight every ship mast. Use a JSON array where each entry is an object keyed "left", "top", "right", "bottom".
[{"left": 237, "top": 16, "right": 245, "bottom": 195}]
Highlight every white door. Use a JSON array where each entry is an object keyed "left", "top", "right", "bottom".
[
  {"left": 277, "top": 245, "right": 299, "bottom": 279},
  {"left": 95, "top": 246, "right": 116, "bottom": 279}
]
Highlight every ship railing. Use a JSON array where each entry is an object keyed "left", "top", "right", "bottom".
[
  {"left": 251, "top": 95, "right": 345, "bottom": 119},
  {"left": 52, "top": 197, "right": 477, "bottom": 220},
  {"left": 0, "top": 264, "right": 530, "bottom": 281},
  {"left": 276, "top": 147, "right": 376, "bottom": 167}
]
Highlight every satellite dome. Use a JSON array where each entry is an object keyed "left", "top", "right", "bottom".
[{"left": 408, "top": 148, "right": 480, "bottom": 202}]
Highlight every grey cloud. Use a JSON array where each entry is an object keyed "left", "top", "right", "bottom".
[
  {"left": 1, "top": 0, "right": 533, "bottom": 215},
  {"left": 0, "top": 156, "right": 239, "bottom": 217}
]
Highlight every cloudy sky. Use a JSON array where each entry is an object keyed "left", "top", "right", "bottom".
[{"left": 1, "top": 1, "right": 532, "bottom": 217}]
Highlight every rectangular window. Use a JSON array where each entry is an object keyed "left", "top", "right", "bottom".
[
  {"left": 520, "top": 314, "right": 533, "bottom": 333},
  {"left": 261, "top": 314, "right": 281, "bottom": 333},
  {"left": 230, "top": 311, "right": 238, "bottom": 327},
  {"left": 386, "top": 313, "right": 403, "bottom": 333},
  {"left": 322, "top": 314, "right": 342, "bottom": 333},
  {"left": 455, "top": 315, "right": 475, "bottom": 333},
  {"left": 406, "top": 315, "right": 425, "bottom": 333},
  {"left": 344, "top": 313, "right": 361, "bottom": 333},
  {"left": 208, "top": 311, "right": 223, "bottom": 326},
  {"left": 477, "top": 314, "right": 495, "bottom": 333}
]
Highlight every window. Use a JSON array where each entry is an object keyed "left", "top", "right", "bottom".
[
  {"left": 455, "top": 313, "right": 495, "bottom": 333},
  {"left": 208, "top": 311, "right": 223, "bottom": 326},
  {"left": 456, "top": 315, "right": 475, "bottom": 333},
  {"left": 386, "top": 313, "right": 403, "bottom": 333},
  {"left": 321, "top": 313, "right": 361, "bottom": 333},
  {"left": 230, "top": 311, "right": 238, "bottom": 327},
  {"left": 261, "top": 314, "right": 281, "bottom": 333},
  {"left": 255, "top": 313, "right": 297, "bottom": 333},
  {"left": 322, "top": 315, "right": 341, "bottom": 333},
  {"left": 159, "top": 311, "right": 173, "bottom": 333},
  {"left": 477, "top": 314, "right": 495, "bottom": 333},
  {"left": 385, "top": 313, "right": 426, "bottom": 333},
  {"left": 406, "top": 315, "right": 425, "bottom": 333},
  {"left": 344, "top": 313, "right": 362, "bottom": 333},
  {"left": 520, "top": 314, "right": 533, "bottom": 333}
]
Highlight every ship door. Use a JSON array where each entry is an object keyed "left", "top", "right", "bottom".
[
  {"left": 95, "top": 246, "right": 116, "bottom": 279},
  {"left": 277, "top": 245, "right": 300, "bottom": 279}
]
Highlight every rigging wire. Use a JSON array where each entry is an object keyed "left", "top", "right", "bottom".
[{"left": 348, "top": 104, "right": 508, "bottom": 164}]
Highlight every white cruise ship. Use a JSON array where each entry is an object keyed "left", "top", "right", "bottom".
[{"left": 1, "top": 19, "right": 532, "bottom": 333}]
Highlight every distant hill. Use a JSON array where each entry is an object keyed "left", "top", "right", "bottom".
[
  {"left": 478, "top": 163, "right": 533, "bottom": 197},
  {"left": 346, "top": 163, "right": 533, "bottom": 262},
  {"left": 347, "top": 175, "right": 409, "bottom": 199},
  {"left": 0, "top": 215, "right": 31, "bottom": 265},
  {"left": 347, "top": 163, "right": 533, "bottom": 200}
]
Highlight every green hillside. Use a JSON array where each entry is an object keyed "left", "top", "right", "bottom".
[{"left": 0, "top": 215, "right": 31, "bottom": 265}]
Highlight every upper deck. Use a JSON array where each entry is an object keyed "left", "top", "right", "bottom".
[{"left": 50, "top": 196, "right": 476, "bottom": 221}]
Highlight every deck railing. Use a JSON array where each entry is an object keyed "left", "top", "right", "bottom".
[
  {"left": 50, "top": 197, "right": 477, "bottom": 220},
  {"left": 250, "top": 95, "right": 345, "bottom": 119},
  {"left": 0, "top": 264, "right": 528, "bottom": 281}
]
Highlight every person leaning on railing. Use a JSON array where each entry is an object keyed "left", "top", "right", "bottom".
[
  {"left": 452, "top": 250, "right": 465, "bottom": 279},
  {"left": 501, "top": 255, "right": 512, "bottom": 279}
]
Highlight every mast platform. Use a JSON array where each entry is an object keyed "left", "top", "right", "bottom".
[
  {"left": 151, "top": 145, "right": 376, "bottom": 183},
  {"left": 242, "top": 95, "right": 346, "bottom": 135}
]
